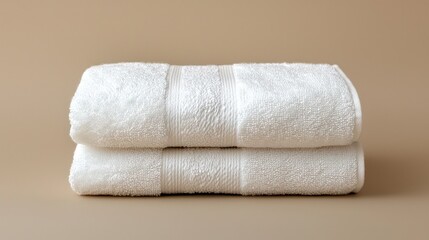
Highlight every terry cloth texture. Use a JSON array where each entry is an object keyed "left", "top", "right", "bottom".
[
  {"left": 70, "top": 63, "right": 361, "bottom": 148},
  {"left": 69, "top": 143, "right": 364, "bottom": 196}
]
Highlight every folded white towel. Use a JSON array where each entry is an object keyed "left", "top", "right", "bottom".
[
  {"left": 70, "top": 63, "right": 361, "bottom": 148},
  {"left": 69, "top": 143, "right": 364, "bottom": 196}
]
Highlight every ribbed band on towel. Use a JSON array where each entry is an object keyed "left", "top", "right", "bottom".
[
  {"left": 161, "top": 148, "right": 241, "bottom": 194},
  {"left": 69, "top": 144, "right": 364, "bottom": 196},
  {"left": 70, "top": 63, "right": 362, "bottom": 148},
  {"left": 166, "top": 65, "right": 237, "bottom": 146}
]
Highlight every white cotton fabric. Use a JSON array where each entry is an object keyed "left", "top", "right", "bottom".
[
  {"left": 69, "top": 63, "right": 170, "bottom": 148},
  {"left": 69, "top": 143, "right": 364, "bottom": 196},
  {"left": 69, "top": 145, "right": 162, "bottom": 196},
  {"left": 235, "top": 64, "right": 361, "bottom": 148},
  {"left": 69, "top": 62, "right": 361, "bottom": 148}
]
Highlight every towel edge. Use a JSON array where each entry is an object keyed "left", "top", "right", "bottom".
[
  {"left": 333, "top": 65, "right": 362, "bottom": 142},
  {"left": 352, "top": 142, "right": 365, "bottom": 193}
]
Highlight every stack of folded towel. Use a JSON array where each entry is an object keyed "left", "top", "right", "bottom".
[{"left": 68, "top": 63, "right": 364, "bottom": 196}]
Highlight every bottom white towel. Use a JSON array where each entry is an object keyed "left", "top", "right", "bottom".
[{"left": 69, "top": 143, "right": 364, "bottom": 196}]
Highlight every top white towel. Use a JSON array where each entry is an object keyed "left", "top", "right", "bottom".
[{"left": 70, "top": 63, "right": 361, "bottom": 148}]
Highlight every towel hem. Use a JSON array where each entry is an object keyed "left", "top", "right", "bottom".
[
  {"left": 333, "top": 65, "right": 362, "bottom": 142},
  {"left": 353, "top": 142, "right": 365, "bottom": 193}
]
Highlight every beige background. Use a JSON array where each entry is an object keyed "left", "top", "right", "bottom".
[{"left": 1, "top": 0, "right": 428, "bottom": 239}]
